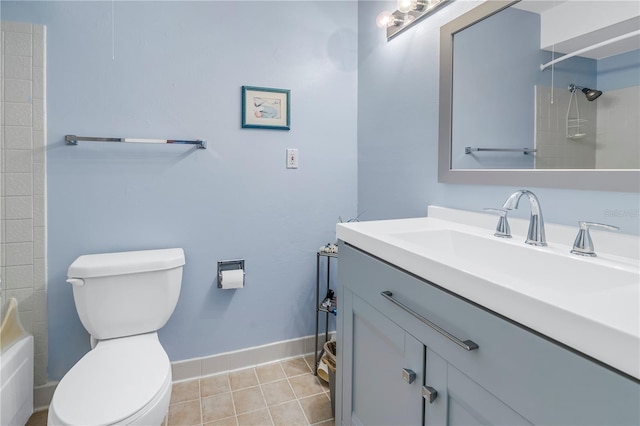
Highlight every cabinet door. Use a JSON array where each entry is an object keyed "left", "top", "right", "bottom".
[
  {"left": 347, "top": 294, "right": 425, "bottom": 426},
  {"left": 425, "top": 348, "right": 531, "bottom": 425}
]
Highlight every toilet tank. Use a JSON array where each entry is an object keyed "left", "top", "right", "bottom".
[{"left": 67, "top": 248, "right": 185, "bottom": 341}]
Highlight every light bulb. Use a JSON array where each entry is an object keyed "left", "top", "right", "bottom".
[
  {"left": 376, "top": 11, "right": 396, "bottom": 28},
  {"left": 397, "top": 0, "right": 413, "bottom": 13}
]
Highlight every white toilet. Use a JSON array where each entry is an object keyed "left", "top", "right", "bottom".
[{"left": 48, "top": 248, "right": 185, "bottom": 426}]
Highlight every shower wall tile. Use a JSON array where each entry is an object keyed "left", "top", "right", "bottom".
[
  {"left": 33, "top": 227, "right": 45, "bottom": 258},
  {"left": 33, "top": 168, "right": 45, "bottom": 195},
  {"left": 1, "top": 21, "right": 32, "bottom": 34},
  {"left": 596, "top": 86, "right": 640, "bottom": 169},
  {"left": 534, "top": 85, "right": 596, "bottom": 170},
  {"left": 0, "top": 268, "right": 6, "bottom": 293},
  {"left": 33, "top": 99, "right": 44, "bottom": 130},
  {"left": 33, "top": 319, "right": 47, "bottom": 354},
  {"left": 33, "top": 289, "right": 47, "bottom": 323},
  {"left": 4, "top": 102, "right": 32, "bottom": 126},
  {"left": 5, "top": 196, "right": 33, "bottom": 219},
  {"left": 6, "top": 287, "right": 33, "bottom": 311},
  {"left": 5, "top": 265, "right": 33, "bottom": 289},
  {"left": 5, "top": 218, "right": 33, "bottom": 242},
  {"left": 32, "top": 68, "right": 44, "bottom": 100},
  {"left": 35, "top": 353, "right": 47, "bottom": 386},
  {"left": 5, "top": 242, "right": 33, "bottom": 266},
  {"left": 1, "top": 21, "right": 47, "bottom": 387},
  {"left": 33, "top": 130, "right": 44, "bottom": 149},
  {"left": 4, "top": 149, "right": 33, "bottom": 172},
  {"left": 32, "top": 33, "right": 44, "bottom": 66},
  {"left": 3, "top": 55, "right": 32, "bottom": 80},
  {"left": 4, "top": 79, "right": 32, "bottom": 102},
  {"left": 33, "top": 258, "right": 46, "bottom": 291},
  {"left": 4, "top": 31, "right": 32, "bottom": 56},
  {"left": 5, "top": 125, "right": 32, "bottom": 149},
  {"left": 5, "top": 172, "right": 32, "bottom": 196},
  {"left": 33, "top": 195, "right": 45, "bottom": 226}
]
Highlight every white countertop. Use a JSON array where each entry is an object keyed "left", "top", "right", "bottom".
[{"left": 336, "top": 206, "right": 640, "bottom": 380}]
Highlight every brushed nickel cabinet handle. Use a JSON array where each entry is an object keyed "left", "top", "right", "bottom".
[
  {"left": 422, "top": 385, "right": 438, "bottom": 403},
  {"left": 402, "top": 368, "right": 416, "bottom": 384},
  {"left": 380, "top": 291, "right": 479, "bottom": 351}
]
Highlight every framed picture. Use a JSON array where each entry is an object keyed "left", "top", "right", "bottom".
[{"left": 242, "top": 86, "right": 290, "bottom": 130}]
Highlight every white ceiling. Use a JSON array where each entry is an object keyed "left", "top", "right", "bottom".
[
  {"left": 512, "top": 0, "right": 568, "bottom": 14},
  {"left": 513, "top": 0, "right": 640, "bottom": 59}
]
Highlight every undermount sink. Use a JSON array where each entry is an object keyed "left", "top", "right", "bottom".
[{"left": 388, "top": 228, "right": 639, "bottom": 294}]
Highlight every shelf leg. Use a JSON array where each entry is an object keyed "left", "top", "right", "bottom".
[
  {"left": 314, "top": 252, "right": 320, "bottom": 376},
  {"left": 325, "top": 257, "right": 331, "bottom": 344}
]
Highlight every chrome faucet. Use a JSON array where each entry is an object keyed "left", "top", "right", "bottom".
[{"left": 501, "top": 190, "right": 547, "bottom": 246}]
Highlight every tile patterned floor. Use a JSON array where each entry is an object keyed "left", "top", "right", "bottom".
[
  {"left": 26, "top": 354, "right": 334, "bottom": 426},
  {"left": 166, "top": 354, "right": 334, "bottom": 426}
]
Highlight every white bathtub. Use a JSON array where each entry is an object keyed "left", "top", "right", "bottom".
[{"left": 1, "top": 335, "right": 34, "bottom": 426}]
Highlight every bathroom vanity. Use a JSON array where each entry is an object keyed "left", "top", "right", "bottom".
[{"left": 335, "top": 207, "right": 640, "bottom": 425}]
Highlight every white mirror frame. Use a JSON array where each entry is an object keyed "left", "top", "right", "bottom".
[{"left": 438, "top": 0, "right": 640, "bottom": 192}]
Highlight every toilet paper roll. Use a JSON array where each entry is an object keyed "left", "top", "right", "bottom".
[
  {"left": 317, "top": 359, "right": 329, "bottom": 383},
  {"left": 220, "top": 269, "right": 244, "bottom": 289}
]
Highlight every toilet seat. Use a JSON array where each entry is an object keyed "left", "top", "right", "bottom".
[{"left": 49, "top": 333, "right": 171, "bottom": 426}]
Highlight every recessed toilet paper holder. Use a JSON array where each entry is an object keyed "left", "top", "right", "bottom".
[{"left": 217, "top": 259, "right": 245, "bottom": 288}]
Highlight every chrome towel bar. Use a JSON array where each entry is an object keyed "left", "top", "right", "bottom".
[
  {"left": 465, "top": 146, "right": 536, "bottom": 155},
  {"left": 65, "top": 135, "right": 207, "bottom": 149}
]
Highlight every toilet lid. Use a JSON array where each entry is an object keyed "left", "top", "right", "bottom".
[{"left": 51, "top": 333, "right": 170, "bottom": 426}]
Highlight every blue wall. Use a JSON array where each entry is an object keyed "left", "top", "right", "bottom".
[
  {"left": 357, "top": 1, "right": 639, "bottom": 232},
  {"left": 1, "top": 1, "right": 358, "bottom": 380},
  {"left": 598, "top": 49, "right": 640, "bottom": 91},
  {"left": 452, "top": 8, "right": 540, "bottom": 169},
  {"left": 449, "top": 7, "right": 602, "bottom": 170},
  {"left": 3, "top": 0, "right": 639, "bottom": 383}
]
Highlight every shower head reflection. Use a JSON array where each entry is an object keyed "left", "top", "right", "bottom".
[{"left": 569, "top": 84, "right": 603, "bottom": 101}]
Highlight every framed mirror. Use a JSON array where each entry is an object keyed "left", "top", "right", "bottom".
[{"left": 438, "top": 0, "right": 640, "bottom": 191}]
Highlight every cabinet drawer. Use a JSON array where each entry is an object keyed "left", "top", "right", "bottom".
[{"left": 339, "top": 243, "right": 640, "bottom": 425}]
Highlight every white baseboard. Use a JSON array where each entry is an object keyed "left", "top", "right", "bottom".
[
  {"left": 34, "top": 381, "right": 58, "bottom": 412},
  {"left": 172, "top": 331, "right": 336, "bottom": 382},
  {"left": 34, "top": 331, "right": 336, "bottom": 408}
]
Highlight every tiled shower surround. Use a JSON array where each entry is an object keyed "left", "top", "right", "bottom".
[
  {"left": 535, "top": 85, "right": 597, "bottom": 169},
  {"left": 595, "top": 85, "right": 640, "bottom": 169},
  {"left": 1, "top": 20, "right": 48, "bottom": 386},
  {"left": 535, "top": 84, "right": 640, "bottom": 169}
]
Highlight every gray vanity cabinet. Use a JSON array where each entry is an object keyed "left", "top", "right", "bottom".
[
  {"left": 339, "top": 287, "right": 526, "bottom": 426},
  {"left": 425, "top": 349, "right": 530, "bottom": 425},
  {"left": 336, "top": 242, "right": 640, "bottom": 426},
  {"left": 341, "top": 289, "right": 424, "bottom": 425}
]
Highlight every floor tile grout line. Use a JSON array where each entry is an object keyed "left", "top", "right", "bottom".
[
  {"left": 286, "top": 373, "right": 312, "bottom": 425},
  {"left": 198, "top": 376, "right": 203, "bottom": 426},
  {"left": 227, "top": 372, "right": 239, "bottom": 421},
  {"left": 285, "top": 369, "right": 312, "bottom": 425},
  {"left": 254, "top": 366, "right": 276, "bottom": 426}
]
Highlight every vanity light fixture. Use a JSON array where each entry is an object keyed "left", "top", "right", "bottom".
[
  {"left": 376, "top": 0, "right": 450, "bottom": 40},
  {"left": 375, "top": 11, "right": 404, "bottom": 29}
]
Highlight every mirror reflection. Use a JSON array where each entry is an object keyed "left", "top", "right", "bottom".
[{"left": 450, "top": 0, "right": 640, "bottom": 170}]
